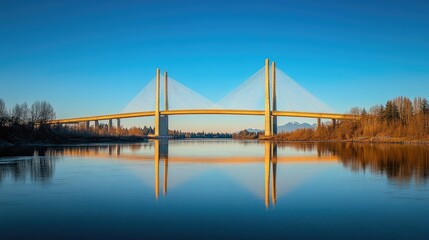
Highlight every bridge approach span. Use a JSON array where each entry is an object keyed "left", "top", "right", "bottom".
[{"left": 48, "top": 109, "right": 356, "bottom": 124}]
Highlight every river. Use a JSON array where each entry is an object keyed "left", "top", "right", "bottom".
[{"left": 0, "top": 140, "right": 428, "bottom": 239}]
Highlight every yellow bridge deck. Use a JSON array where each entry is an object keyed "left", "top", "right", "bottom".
[{"left": 47, "top": 109, "right": 357, "bottom": 124}]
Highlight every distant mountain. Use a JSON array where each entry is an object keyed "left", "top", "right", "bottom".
[
  {"left": 245, "top": 128, "right": 263, "bottom": 133},
  {"left": 242, "top": 122, "right": 316, "bottom": 134},
  {"left": 278, "top": 121, "right": 316, "bottom": 133}
]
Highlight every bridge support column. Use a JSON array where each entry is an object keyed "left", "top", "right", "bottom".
[
  {"left": 264, "top": 58, "right": 272, "bottom": 137},
  {"left": 332, "top": 119, "right": 337, "bottom": 129},
  {"left": 108, "top": 119, "right": 113, "bottom": 133},
  {"left": 159, "top": 115, "right": 169, "bottom": 137},
  {"left": 85, "top": 121, "right": 90, "bottom": 130},
  {"left": 272, "top": 61, "right": 277, "bottom": 135},
  {"left": 94, "top": 120, "right": 99, "bottom": 131},
  {"left": 117, "top": 119, "right": 121, "bottom": 134},
  {"left": 317, "top": 118, "right": 321, "bottom": 129}
]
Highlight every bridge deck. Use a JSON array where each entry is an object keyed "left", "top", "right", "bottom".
[{"left": 47, "top": 109, "right": 357, "bottom": 124}]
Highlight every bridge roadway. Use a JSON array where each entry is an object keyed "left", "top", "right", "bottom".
[{"left": 47, "top": 109, "right": 357, "bottom": 124}]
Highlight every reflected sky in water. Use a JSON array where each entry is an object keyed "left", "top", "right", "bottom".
[{"left": 0, "top": 140, "right": 428, "bottom": 240}]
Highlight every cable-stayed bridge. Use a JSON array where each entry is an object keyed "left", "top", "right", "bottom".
[{"left": 48, "top": 59, "right": 357, "bottom": 137}]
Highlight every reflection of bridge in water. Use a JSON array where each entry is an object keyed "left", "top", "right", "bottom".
[
  {"left": 48, "top": 59, "right": 357, "bottom": 137},
  {"left": 2, "top": 142, "right": 428, "bottom": 207},
  {"left": 54, "top": 140, "right": 338, "bottom": 208}
]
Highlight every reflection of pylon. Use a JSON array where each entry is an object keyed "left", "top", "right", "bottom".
[
  {"left": 265, "top": 142, "right": 271, "bottom": 208},
  {"left": 271, "top": 146, "right": 277, "bottom": 206},
  {"left": 154, "top": 140, "right": 169, "bottom": 199},
  {"left": 154, "top": 140, "right": 159, "bottom": 200},
  {"left": 163, "top": 156, "right": 168, "bottom": 197},
  {"left": 265, "top": 142, "right": 278, "bottom": 208}
]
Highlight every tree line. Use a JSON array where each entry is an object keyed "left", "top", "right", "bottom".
[
  {"left": 0, "top": 98, "right": 232, "bottom": 143},
  {"left": 70, "top": 123, "right": 232, "bottom": 138},
  {"left": 0, "top": 98, "right": 58, "bottom": 144},
  {"left": 0, "top": 98, "right": 55, "bottom": 126},
  {"left": 272, "top": 96, "right": 429, "bottom": 142}
]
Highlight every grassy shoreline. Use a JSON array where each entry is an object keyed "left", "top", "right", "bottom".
[
  {"left": 260, "top": 136, "right": 429, "bottom": 144},
  {"left": 0, "top": 135, "right": 148, "bottom": 147},
  {"left": 2, "top": 133, "right": 428, "bottom": 148}
]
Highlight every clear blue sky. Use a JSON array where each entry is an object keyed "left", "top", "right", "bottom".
[{"left": 1, "top": 0, "right": 428, "bottom": 130}]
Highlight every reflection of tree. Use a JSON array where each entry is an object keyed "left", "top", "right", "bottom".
[
  {"left": 276, "top": 142, "right": 319, "bottom": 152},
  {"left": 316, "top": 143, "right": 429, "bottom": 183},
  {"left": 48, "top": 145, "right": 118, "bottom": 156},
  {"left": 0, "top": 148, "right": 57, "bottom": 183},
  {"left": 267, "top": 142, "right": 429, "bottom": 183}
]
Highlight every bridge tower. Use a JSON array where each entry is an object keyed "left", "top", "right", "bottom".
[
  {"left": 264, "top": 59, "right": 272, "bottom": 137},
  {"left": 154, "top": 69, "right": 169, "bottom": 138},
  {"left": 159, "top": 71, "right": 169, "bottom": 137},
  {"left": 272, "top": 61, "right": 277, "bottom": 135},
  {"left": 155, "top": 68, "right": 160, "bottom": 137}
]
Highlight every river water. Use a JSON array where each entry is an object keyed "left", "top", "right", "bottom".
[{"left": 0, "top": 140, "right": 428, "bottom": 239}]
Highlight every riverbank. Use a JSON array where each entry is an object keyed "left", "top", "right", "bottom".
[
  {"left": 261, "top": 135, "right": 429, "bottom": 144},
  {"left": 0, "top": 135, "right": 149, "bottom": 147}
]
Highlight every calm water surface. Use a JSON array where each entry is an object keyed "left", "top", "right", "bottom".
[{"left": 0, "top": 140, "right": 428, "bottom": 239}]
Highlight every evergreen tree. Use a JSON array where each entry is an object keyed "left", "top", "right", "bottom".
[
  {"left": 421, "top": 98, "right": 429, "bottom": 114},
  {"left": 384, "top": 100, "right": 399, "bottom": 121}
]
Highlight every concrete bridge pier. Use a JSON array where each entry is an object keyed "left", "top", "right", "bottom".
[
  {"left": 108, "top": 119, "right": 113, "bottom": 132},
  {"left": 117, "top": 119, "right": 121, "bottom": 134},
  {"left": 159, "top": 115, "right": 169, "bottom": 137},
  {"left": 317, "top": 118, "right": 321, "bottom": 129},
  {"left": 85, "top": 121, "right": 90, "bottom": 130},
  {"left": 332, "top": 119, "right": 337, "bottom": 129},
  {"left": 94, "top": 120, "right": 99, "bottom": 131}
]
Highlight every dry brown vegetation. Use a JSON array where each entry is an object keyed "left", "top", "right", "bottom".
[{"left": 271, "top": 96, "right": 429, "bottom": 142}]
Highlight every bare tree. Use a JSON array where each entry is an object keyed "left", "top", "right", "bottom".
[
  {"left": 369, "top": 105, "right": 384, "bottom": 117},
  {"left": 0, "top": 99, "right": 6, "bottom": 116},
  {"left": 21, "top": 102, "right": 30, "bottom": 123},
  {"left": 0, "top": 99, "right": 8, "bottom": 126},
  {"left": 10, "top": 102, "right": 30, "bottom": 124},
  {"left": 349, "top": 107, "right": 366, "bottom": 116},
  {"left": 31, "top": 100, "right": 56, "bottom": 124},
  {"left": 393, "top": 96, "right": 413, "bottom": 125}
]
